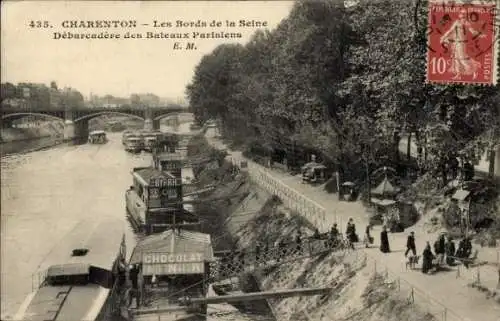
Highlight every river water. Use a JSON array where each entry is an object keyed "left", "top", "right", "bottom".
[{"left": 1, "top": 123, "right": 274, "bottom": 321}]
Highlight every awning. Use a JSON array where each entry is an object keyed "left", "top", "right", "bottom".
[
  {"left": 129, "top": 229, "right": 214, "bottom": 266},
  {"left": 452, "top": 189, "right": 471, "bottom": 201},
  {"left": 371, "top": 177, "right": 399, "bottom": 196}
]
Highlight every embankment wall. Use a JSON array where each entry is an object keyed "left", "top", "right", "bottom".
[{"left": 1, "top": 121, "right": 63, "bottom": 143}]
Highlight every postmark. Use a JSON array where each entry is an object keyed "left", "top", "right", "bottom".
[{"left": 426, "top": 0, "right": 499, "bottom": 85}]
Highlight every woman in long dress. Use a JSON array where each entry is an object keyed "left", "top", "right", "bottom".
[
  {"left": 422, "top": 242, "right": 435, "bottom": 274},
  {"left": 440, "top": 9, "right": 486, "bottom": 80},
  {"left": 380, "top": 225, "right": 390, "bottom": 253}
]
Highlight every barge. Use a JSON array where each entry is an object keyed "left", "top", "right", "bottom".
[
  {"left": 88, "top": 130, "right": 107, "bottom": 144},
  {"left": 124, "top": 228, "right": 214, "bottom": 321},
  {"left": 14, "top": 218, "right": 127, "bottom": 321},
  {"left": 125, "top": 167, "right": 199, "bottom": 235}
]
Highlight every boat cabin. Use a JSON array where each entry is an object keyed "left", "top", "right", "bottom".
[
  {"left": 124, "top": 136, "right": 144, "bottom": 153},
  {"left": 143, "top": 135, "right": 158, "bottom": 152},
  {"left": 88, "top": 130, "right": 107, "bottom": 144},
  {"left": 16, "top": 218, "right": 126, "bottom": 321},
  {"left": 122, "top": 131, "right": 136, "bottom": 144},
  {"left": 152, "top": 134, "right": 180, "bottom": 154},
  {"left": 153, "top": 152, "right": 185, "bottom": 177},
  {"left": 127, "top": 229, "right": 214, "bottom": 319},
  {"left": 126, "top": 167, "right": 199, "bottom": 234}
]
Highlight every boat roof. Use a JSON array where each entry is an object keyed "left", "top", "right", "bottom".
[
  {"left": 129, "top": 229, "right": 214, "bottom": 265},
  {"left": 89, "top": 130, "right": 105, "bottom": 135},
  {"left": 132, "top": 167, "right": 176, "bottom": 186},
  {"left": 17, "top": 283, "right": 108, "bottom": 321},
  {"left": 36, "top": 217, "right": 125, "bottom": 274}
]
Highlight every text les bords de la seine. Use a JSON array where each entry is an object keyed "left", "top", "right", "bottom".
[{"left": 55, "top": 19, "right": 268, "bottom": 28}]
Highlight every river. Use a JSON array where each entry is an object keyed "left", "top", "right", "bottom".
[
  {"left": 1, "top": 122, "right": 274, "bottom": 321},
  {"left": 0, "top": 132, "right": 150, "bottom": 319}
]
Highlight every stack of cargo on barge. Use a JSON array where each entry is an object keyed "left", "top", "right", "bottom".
[
  {"left": 15, "top": 218, "right": 127, "bottom": 321},
  {"left": 124, "top": 228, "right": 214, "bottom": 321}
]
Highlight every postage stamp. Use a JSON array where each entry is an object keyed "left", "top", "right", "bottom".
[{"left": 426, "top": 0, "right": 499, "bottom": 85}]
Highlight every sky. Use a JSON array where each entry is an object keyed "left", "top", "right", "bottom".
[{"left": 1, "top": 1, "right": 294, "bottom": 100}]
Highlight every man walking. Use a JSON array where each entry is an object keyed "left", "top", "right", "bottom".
[{"left": 405, "top": 231, "right": 416, "bottom": 257}]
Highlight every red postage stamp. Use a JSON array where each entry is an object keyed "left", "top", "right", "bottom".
[{"left": 426, "top": 0, "right": 499, "bottom": 85}]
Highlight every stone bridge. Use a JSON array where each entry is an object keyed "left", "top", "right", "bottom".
[{"left": 0, "top": 105, "right": 192, "bottom": 141}]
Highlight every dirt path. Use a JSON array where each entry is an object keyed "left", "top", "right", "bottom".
[{"left": 206, "top": 131, "right": 500, "bottom": 321}]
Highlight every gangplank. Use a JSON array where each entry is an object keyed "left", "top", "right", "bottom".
[{"left": 131, "top": 287, "right": 332, "bottom": 316}]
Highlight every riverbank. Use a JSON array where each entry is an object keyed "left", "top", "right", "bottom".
[
  {"left": 0, "top": 115, "right": 144, "bottom": 156},
  {"left": 0, "top": 137, "right": 66, "bottom": 156},
  {"left": 204, "top": 128, "right": 500, "bottom": 321},
  {"left": 1, "top": 121, "right": 63, "bottom": 143},
  {"left": 190, "top": 135, "right": 441, "bottom": 321}
]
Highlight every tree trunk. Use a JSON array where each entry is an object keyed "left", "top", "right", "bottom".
[
  {"left": 407, "top": 132, "right": 412, "bottom": 161},
  {"left": 494, "top": 144, "right": 500, "bottom": 178},
  {"left": 424, "top": 134, "right": 428, "bottom": 162},
  {"left": 365, "top": 158, "right": 371, "bottom": 202}
]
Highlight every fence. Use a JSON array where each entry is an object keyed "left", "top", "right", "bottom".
[
  {"left": 242, "top": 160, "right": 333, "bottom": 231},
  {"left": 228, "top": 156, "right": 472, "bottom": 321}
]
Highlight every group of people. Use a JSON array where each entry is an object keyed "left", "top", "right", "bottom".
[{"left": 406, "top": 232, "right": 474, "bottom": 274}]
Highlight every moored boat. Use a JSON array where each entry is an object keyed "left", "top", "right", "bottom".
[
  {"left": 124, "top": 228, "right": 214, "bottom": 321},
  {"left": 125, "top": 167, "right": 199, "bottom": 235},
  {"left": 124, "top": 136, "right": 144, "bottom": 153},
  {"left": 143, "top": 132, "right": 162, "bottom": 152},
  {"left": 122, "top": 130, "right": 136, "bottom": 145},
  {"left": 14, "top": 218, "right": 127, "bottom": 321},
  {"left": 88, "top": 130, "right": 107, "bottom": 144}
]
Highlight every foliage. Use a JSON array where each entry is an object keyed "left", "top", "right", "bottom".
[{"left": 186, "top": 0, "right": 500, "bottom": 175}]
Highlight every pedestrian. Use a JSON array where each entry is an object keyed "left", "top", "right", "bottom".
[
  {"left": 422, "top": 242, "right": 435, "bottom": 274},
  {"left": 405, "top": 231, "right": 416, "bottom": 257},
  {"left": 434, "top": 235, "right": 445, "bottom": 266},
  {"left": 346, "top": 218, "right": 357, "bottom": 244},
  {"left": 380, "top": 225, "right": 391, "bottom": 253},
  {"left": 331, "top": 224, "right": 339, "bottom": 240},
  {"left": 463, "top": 236, "right": 472, "bottom": 258},
  {"left": 364, "top": 224, "right": 372, "bottom": 248},
  {"left": 446, "top": 237, "right": 456, "bottom": 266}
]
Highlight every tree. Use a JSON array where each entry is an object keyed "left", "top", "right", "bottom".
[{"left": 1, "top": 82, "right": 17, "bottom": 102}]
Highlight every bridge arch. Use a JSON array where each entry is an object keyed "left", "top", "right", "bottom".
[
  {"left": 153, "top": 112, "right": 194, "bottom": 121},
  {"left": 1, "top": 112, "right": 64, "bottom": 122},
  {"left": 74, "top": 111, "right": 145, "bottom": 123}
]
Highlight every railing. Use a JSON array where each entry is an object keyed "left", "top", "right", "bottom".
[
  {"left": 364, "top": 254, "right": 469, "bottom": 321},
  {"left": 225, "top": 156, "right": 473, "bottom": 321},
  {"left": 31, "top": 270, "right": 47, "bottom": 291},
  {"left": 210, "top": 235, "right": 354, "bottom": 281}
]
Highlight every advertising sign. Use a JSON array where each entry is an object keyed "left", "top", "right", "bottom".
[
  {"left": 143, "top": 252, "right": 204, "bottom": 264},
  {"left": 142, "top": 252, "right": 205, "bottom": 275}
]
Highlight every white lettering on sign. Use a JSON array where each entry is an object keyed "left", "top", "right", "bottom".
[
  {"left": 165, "top": 263, "right": 203, "bottom": 274},
  {"left": 142, "top": 252, "right": 204, "bottom": 264}
]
